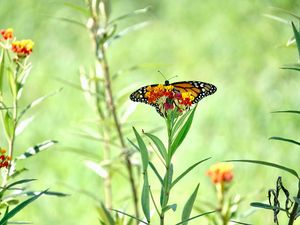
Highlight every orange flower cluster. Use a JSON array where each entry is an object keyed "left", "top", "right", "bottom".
[
  {"left": 0, "top": 28, "right": 14, "bottom": 40},
  {"left": 145, "top": 84, "right": 195, "bottom": 113},
  {"left": 0, "top": 149, "right": 11, "bottom": 169},
  {"left": 0, "top": 28, "right": 34, "bottom": 57},
  {"left": 12, "top": 39, "right": 34, "bottom": 57},
  {"left": 207, "top": 163, "right": 233, "bottom": 184}
]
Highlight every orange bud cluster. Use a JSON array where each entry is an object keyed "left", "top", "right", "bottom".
[
  {"left": 207, "top": 163, "right": 233, "bottom": 184},
  {"left": 12, "top": 39, "right": 34, "bottom": 57},
  {"left": 0, "top": 149, "right": 11, "bottom": 169},
  {"left": 0, "top": 28, "right": 14, "bottom": 40}
]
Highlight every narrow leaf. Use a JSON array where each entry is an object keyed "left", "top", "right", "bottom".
[
  {"left": 272, "top": 110, "right": 300, "bottom": 114},
  {"left": 16, "top": 140, "right": 58, "bottom": 160},
  {"left": 176, "top": 211, "right": 215, "bottom": 225},
  {"left": 0, "top": 49, "right": 5, "bottom": 92},
  {"left": 171, "top": 107, "right": 196, "bottom": 156},
  {"left": 110, "top": 209, "right": 148, "bottom": 225},
  {"left": 181, "top": 183, "right": 200, "bottom": 225},
  {"left": 145, "top": 133, "right": 167, "bottom": 160},
  {"left": 5, "top": 179, "right": 37, "bottom": 190},
  {"left": 141, "top": 173, "right": 150, "bottom": 222},
  {"left": 97, "top": 202, "right": 115, "bottom": 225},
  {"left": 230, "top": 220, "right": 253, "bottom": 225},
  {"left": 109, "top": 6, "right": 151, "bottom": 24},
  {"left": 250, "top": 202, "right": 287, "bottom": 212},
  {"left": 0, "top": 191, "right": 45, "bottom": 225},
  {"left": 18, "top": 88, "right": 62, "bottom": 121},
  {"left": 292, "top": 22, "right": 300, "bottom": 59},
  {"left": 133, "top": 127, "right": 149, "bottom": 171},
  {"left": 64, "top": 2, "right": 89, "bottom": 16},
  {"left": 4, "top": 112, "right": 14, "bottom": 139},
  {"left": 162, "top": 204, "right": 177, "bottom": 213},
  {"left": 227, "top": 159, "right": 299, "bottom": 179},
  {"left": 171, "top": 157, "right": 211, "bottom": 188},
  {"left": 104, "top": 21, "right": 150, "bottom": 48},
  {"left": 269, "top": 136, "right": 300, "bottom": 147}
]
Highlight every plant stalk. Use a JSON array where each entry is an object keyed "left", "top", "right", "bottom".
[
  {"left": 97, "top": 43, "right": 139, "bottom": 219},
  {"left": 288, "top": 181, "right": 300, "bottom": 225}
]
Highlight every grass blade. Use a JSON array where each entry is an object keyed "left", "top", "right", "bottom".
[
  {"left": 171, "top": 157, "right": 210, "bottom": 189},
  {"left": 269, "top": 136, "right": 300, "bottom": 147},
  {"left": 0, "top": 191, "right": 45, "bottom": 225},
  {"left": 5, "top": 179, "right": 37, "bottom": 190},
  {"left": 251, "top": 202, "right": 287, "bottom": 212},
  {"left": 97, "top": 202, "right": 115, "bottom": 225},
  {"left": 181, "top": 184, "right": 199, "bottom": 225},
  {"left": 227, "top": 159, "right": 299, "bottom": 179},
  {"left": 109, "top": 6, "right": 151, "bottom": 24}
]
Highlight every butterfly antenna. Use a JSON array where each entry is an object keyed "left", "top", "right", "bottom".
[
  {"left": 167, "top": 75, "right": 178, "bottom": 81},
  {"left": 157, "top": 70, "right": 168, "bottom": 81}
]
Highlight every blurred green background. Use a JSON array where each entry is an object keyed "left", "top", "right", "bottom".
[{"left": 1, "top": 0, "right": 300, "bottom": 224}]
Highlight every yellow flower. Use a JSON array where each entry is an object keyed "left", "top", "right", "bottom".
[{"left": 12, "top": 39, "right": 34, "bottom": 57}]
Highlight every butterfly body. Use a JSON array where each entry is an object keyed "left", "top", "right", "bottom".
[{"left": 130, "top": 80, "right": 217, "bottom": 116}]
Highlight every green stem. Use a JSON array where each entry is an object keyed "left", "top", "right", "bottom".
[{"left": 288, "top": 181, "right": 300, "bottom": 225}]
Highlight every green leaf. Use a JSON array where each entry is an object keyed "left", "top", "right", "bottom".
[
  {"left": 104, "top": 21, "right": 150, "bottom": 47},
  {"left": 281, "top": 64, "right": 300, "bottom": 71},
  {"left": 4, "top": 111, "right": 14, "bottom": 139},
  {"left": 16, "top": 140, "right": 58, "bottom": 160},
  {"left": 109, "top": 6, "right": 151, "bottom": 24},
  {"left": 110, "top": 209, "right": 148, "bottom": 225},
  {"left": 172, "top": 109, "right": 192, "bottom": 138},
  {"left": 7, "top": 69, "right": 16, "bottom": 98},
  {"left": 170, "top": 107, "right": 196, "bottom": 156},
  {"left": 5, "top": 179, "right": 37, "bottom": 190},
  {"left": 6, "top": 221, "right": 32, "bottom": 224},
  {"left": 171, "top": 157, "right": 211, "bottom": 189},
  {"left": 144, "top": 133, "right": 167, "bottom": 161},
  {"left": 127, "top": 138, "right": 139, "bottom": 152},
  {"left": 176, "top": 211, "right": 215, "bottom": 225},
  {"left": 181, "top": 183, "right": 200, "bottom": 225},
  {"left": 52, "top": 17, "right": 86, "bottom": 28},
  {"left": 18, "top": 88, "right": 62, "bottom": 121},
  {"left": 141, "top": 173, "right": 150, "bottom": 223},
  {"left": 292, "top": 22, "right": 300, "bottom": 60},
  {"left": 0, "top": 191, "right": 45, "bottom": 225},
  {"left": 0, "top": 49, "right": 5, "bottom": 93},
  {"left": 230, "top": 220, "right": 253, "bottom": 225},
  {"left": 272, "top": 110, "right": 300, "bottom": 114},
  {"left": 227, "top": 159, "right": 299, "bottom": 179},
  {"left": 269, "top": 136, "right": 300, "bottom": 147},
  {"left": 149, "top": 162, "right": 163, "bottom": 185},
  {"left": 250, "top": 202, "right": 287, "bottom": 212},
  {"left": 133, "top": 127, "right": 149, "bottom": 171},
  {"left": 97, "top": 202, "right": 115, "bottom": 225}
]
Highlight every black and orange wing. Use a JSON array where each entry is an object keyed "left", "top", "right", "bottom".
[{"left": 171, "top": 81, "right": 217, "bottom": 104}]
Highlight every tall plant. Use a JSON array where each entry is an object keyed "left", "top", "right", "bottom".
[
  {"left": 63, "top": 0, "right": 150, "bottom": 223},
  {"left": 0, "top": 28, "right": 65, "bottom": 224}
]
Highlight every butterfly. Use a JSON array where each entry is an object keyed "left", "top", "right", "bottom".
[{"left": 130, "top": 80, "right": 217, "bottom": 116}]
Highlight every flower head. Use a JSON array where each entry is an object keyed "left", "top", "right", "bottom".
[
  {"left": 145, "top": 84, "right": 195, "bottom": 116},
  {"left": 0, "top": 28, "right": 14, "bottom": 40},
  {"left": 12, "top": 39, "right": 34, "bottom": 57},
  {"left": 207, "top": 162, "right": 233, "bottom": 184},
  {"left": 0, "top": 149, "right": 11, "bottom": 169}
]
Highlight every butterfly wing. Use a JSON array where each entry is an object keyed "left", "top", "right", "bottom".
[
  {"left": 171, "top": 81, "right": 217, "bottom": 103},
  {"left": 129, "top": 84, "right": 164, "bottom": 116}
]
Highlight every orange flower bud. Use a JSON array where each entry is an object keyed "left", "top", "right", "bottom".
[
  {"left": 0, "top": 28, "right": 14, "bottom": 40},
  {"left": 207, "top": 162, "right": 234, "bottom": 184},
  {"left": 12, "top": 39, "right": 34, "bottom": 57}
]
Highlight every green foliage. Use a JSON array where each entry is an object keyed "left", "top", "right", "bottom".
[{"left": 181, "top": 183, "right": 200, "bottom": 225}]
